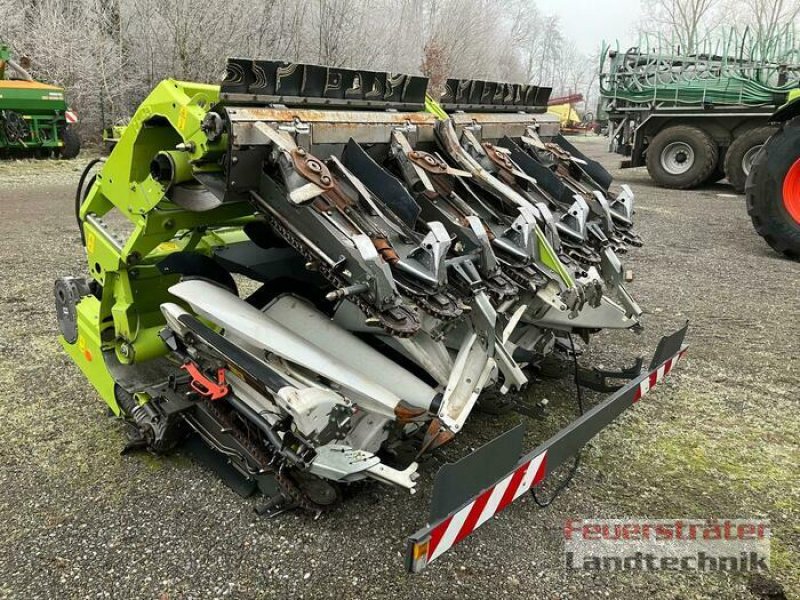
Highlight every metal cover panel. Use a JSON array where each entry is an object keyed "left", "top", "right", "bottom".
[
  {"left": 428, "top": 423, "right": 525, "bottom": 522},
  {"left": 440, "top": 77, "right": 551, "bottom": 112},
  {"left": 221, "top": 58, "right": 429, "bottom": 111},
  {"left": 264, "top": 294, "right": 437, "bottom": 409}
]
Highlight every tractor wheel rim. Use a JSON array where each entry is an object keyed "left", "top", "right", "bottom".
[
  {"left": 742, "top": 144, "right": 763, "bottom": 176},
  {"left": 783, "top": 157, "right": 800, "bottom": 225},
  {"left": 661, "top": 142, "right": 695, "bottom": 175}
]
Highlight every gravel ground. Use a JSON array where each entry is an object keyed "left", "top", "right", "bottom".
[{"left": 0, "top": 140, "right": 797, "bottom": 600}]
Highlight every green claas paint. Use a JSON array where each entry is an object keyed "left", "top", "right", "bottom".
[{"left": 0, "top": 41, "right": 80, "bottom": 158}]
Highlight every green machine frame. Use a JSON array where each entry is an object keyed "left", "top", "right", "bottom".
[{"left": 63, "top": 80, "right": 254, "bottom": 413}]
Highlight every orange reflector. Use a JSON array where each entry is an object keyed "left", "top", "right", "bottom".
[
  {"left": 78, "top": 336, "right": 92, "bottom": 362},
  {"left": 413, "top": 540, "right": 429, "bottom": 560}
]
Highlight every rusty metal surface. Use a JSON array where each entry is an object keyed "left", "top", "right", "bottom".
[
  {"left": 407, "top": 150, "right": 449, "bottom": 175},
  {"left": 449, "top": 112, "right": 538, "bottom": 126},
  {"left": 230, "top": 109, "right": 438, "bottom": 146},
  {"left": 291, "top": 147, "right": 334, "bottom": 190},
  {"left": 481, "top": 142, "right": 515, "bottom": 172},
  {"left": 449, "top": 112, "right": 540, "bottom": 141},
  {"left": 481, "top": 142, "right": 519, "bottom": 187},
  {"left": 544, "top": 142, "right": 573, "bottom": 162},
  {"left": 372, "top": 237, "right": 399, "bottom": 264},
  {"left": 227, "top": 106, "right": 436, "bottom": 125}
]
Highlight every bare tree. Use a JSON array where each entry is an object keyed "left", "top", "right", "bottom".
[
  {"left": 0, "top": 0, "right": 595, "bottom": 134},
  {"left": 729, "top": 0, "right": 800, "bottom": 58},
  {"left": 644, "top": 0, "right": 724, "bottom": 53}
]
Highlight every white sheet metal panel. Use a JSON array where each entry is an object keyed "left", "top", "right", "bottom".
[
  {"left": 265, "top": 294, "right": 437, "bottom": 408},
  {"left": 169, "top": 281, "right": 435, "bottom": 416}
]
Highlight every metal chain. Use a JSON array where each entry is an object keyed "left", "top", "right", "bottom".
[
  {"left": 197, "top": 394, "right": 333, "bottom": 513},
  {"left": 395, "top": 279, "right": 464, "bottom": 321},
  {"left": 503, "top": 263, "right": 547, "bottom": 291},
  {"left": 266, "top": 215, "right": 420, "bottom": 337}
]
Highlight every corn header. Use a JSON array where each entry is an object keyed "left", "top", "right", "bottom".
[{"left": 55, "top": 59, "right": 688, "bottom": 572}]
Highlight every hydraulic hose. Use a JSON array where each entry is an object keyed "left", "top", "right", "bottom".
[
  {"left": 530, "top": 333, "right": 584, "bottom": 507},
  {"left": 601, "top": 28, "right": 800, "bottom": 108},
  {"left": 74, "top": 158, "right": 104, "bottom": 245},
  {"left": 224, "top": 393, "right": 310, "bottom": 467}
]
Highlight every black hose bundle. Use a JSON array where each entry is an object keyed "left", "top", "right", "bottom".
[{"left": 74, "top": 158, "right": 105, "bottom": 245}]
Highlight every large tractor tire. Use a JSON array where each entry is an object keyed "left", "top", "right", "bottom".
[
  {"left": 724, "top": 126, "right": 777, "bottom": 193},
  {"left": 646, "top": 125, "right": 718, "bottom": 189},
  {"left": 59, "top": 127, "right": 81, "bottom": 159},
  {"left": 746, "top": 122, "right": 800, "bottom": 260}
]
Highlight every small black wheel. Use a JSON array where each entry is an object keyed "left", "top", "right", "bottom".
[
  {"left": 2, "top": 110, "right": 30, "bottom": 143},
  {"left": 646, "top": 125, "right": 718, "bottom": 189},
  {"left": 54, "top": 277, "right": 92, "bottom": 343},
  {"left": 59, "top": 127, "right": 81, "bottom": 159},
  {"left": 746, "top": 123, "right": 800, "bottom": 261},
  {"left": 724, "top": 126, "right": 777, "bottom": 193},
  {"left": 290, "top": 470, "right": 342, "bottom": 508}
]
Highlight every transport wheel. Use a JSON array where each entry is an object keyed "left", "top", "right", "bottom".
[
  {"left": 59, "top": 127, "right": 81, "bottom": 159},
  {"left": 646, "top": 125, "right": 718, "bottom": 189},
  {"left": 724, "top": 126, "right": 777, "bottom": 193},
  {"left": 746, "top": 124, "right": 800, "bottom": 260}
]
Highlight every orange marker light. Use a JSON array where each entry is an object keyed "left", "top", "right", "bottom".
[{"left": 412, "top": 540, "right": 429, "bottom": 560}]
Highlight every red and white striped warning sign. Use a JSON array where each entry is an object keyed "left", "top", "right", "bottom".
[
  {"left": 65, "top": 109, "right": 78, "bottom": 124},
  {"left": 634, "top": 349, "right": 687, "bottom": 402},
  {"left": 410, "top": 345, "right": 689, "bottom": 571},
  {"left": 427, "top": 450, "right": 548, "bottom": 562}
]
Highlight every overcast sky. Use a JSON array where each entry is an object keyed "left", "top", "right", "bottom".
[{"left": 536, "top": 0, "right": 643, "bottom": 56}]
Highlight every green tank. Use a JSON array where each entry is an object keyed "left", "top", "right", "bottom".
[{"left": 0, "top": 42, "right": 80, "bottom": 158}]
